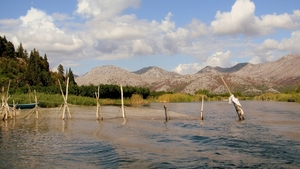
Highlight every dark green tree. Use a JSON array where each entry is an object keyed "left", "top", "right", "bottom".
[
  {"left": 0, "top": 36, "right": 8, "bottom": 57},
  {"left": 5, "top": 41, "right": 15, "bottom": 58},
  {"left": 57, "top": 64, "right": 65, "bottom": 83},
  {"left": 195, "top": 89, "right": 210, "bottom": 96},
  {"left": 25, "top": 49, "right": 40, "bottom": 85},
  {"left": 17, "top": 43, "right": 24, "bottom": 58},
  {"left": 39, "top": 54, "right": 52, "bottom": 86},
  {"left": 67, "top": 68, "right": 77, "bottom": 85}
]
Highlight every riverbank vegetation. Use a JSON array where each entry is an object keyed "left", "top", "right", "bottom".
[{"left": 7, "top": 86, "right": 300, "bottom": 108}]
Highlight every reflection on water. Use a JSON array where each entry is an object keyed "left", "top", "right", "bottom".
[{"left": 0, "top": 101, "right": 300, "bottom": 168}]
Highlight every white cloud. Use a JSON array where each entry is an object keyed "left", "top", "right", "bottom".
[
  {"left": 52, "top": 13, "right": 74, "bottom": 21},
  {"left": 173, "top": 51, "right": 233, "bottom": 75},
  {"left": 132, "top": 39, "right": 154, "bottom": 55},
  {"left": 186, "top": 19, "right": 208, "bottom": 38},
  {"left": 210, "top": 0, "right": 262, "bottom": 36},
  {"left": 160, "top": 12, "right": 175, "bottom": 32},
  {"left": 260, "top": 12, "right": 299, "bottom": 29},
  {"left": 250, "top": 51, "right": 276, "bottom": 64},
  {"left": 75, "top": 0, "right": 140, "bottom": 20},
  {"left": 210, "top": 0, "right": 300, "bottom": 37},
  {"left": 172, "top": 63, "right": 202, "bottom": 75},
  {"left": 257, "top": 39, "right": 279, "bottom": 51},
  {"left": 278, "top": 31, "right": 300, "bottom": 53},
  {"left": 249, "top": 56, "right": 262, "bottom": 64},
  {"left": 203, "top": 50, "right": 232, "bottom": 68},
  {"left": 163, "top": 27, "right": 189, "bottom": 54},
  {"left": 15, "top": 7, "right": 84, "bottom": 54},
  {"left": 257, "top": 30, "right": 300, "bottom": 55},
  {"left": 292, "top": 10, "right": 300, "bottom": 21}
]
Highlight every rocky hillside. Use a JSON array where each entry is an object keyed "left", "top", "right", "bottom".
[
  {"left": 198, "top": 63, "right": 248, "bottom": 74},
  {"left": 75, "top": 65, "right": 146, "bottom": 86},
  {"left": 75, "top": 54, "right": 300, "bottom": 94},
  {"left": 233, "top": 54, "right": 300, "bottom": 85}
]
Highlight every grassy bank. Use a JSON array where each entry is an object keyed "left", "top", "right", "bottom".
[
  {"left": 7, "top": 92, "right": 300, "bottom": 108},
  {"left": 8, "top": 93, "right": 149, "bottom": 108},
  {"left": 254, "top": 93, "right": 300, "bottom": 102}
]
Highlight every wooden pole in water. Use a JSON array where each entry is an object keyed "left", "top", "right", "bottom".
[
  {"left": 58, "top": 77, "right": 71, "bottom": 120},
  {"left": 120, "top": 84, "right": 126, "bottom": 119},
  {"left": 58, "top": 79, "right": 65, "bottom": 120},
  {"left": 95, "top": 86, "right": 103, "bottom": 120},
  {"left": 13, "top": 100, "right": 16, "bottom": 117},
  {"left": 221, "top": 77, "right": 245, "bottom": 120},
  {"left": 34, "top": 90, "right": 39, "bottom": 119},
  {"left": 65, "top": 77, "right": 71, "bottom": 119},
  {"left": 164, "top": 105, "right": 170, "bottom": 121},
  {"left": 2, "top": 81, "right": 11, "bottom": 120},
  {"left": 1, "top": 87, "right": 4, "bottom": 120},
  {"left": 1, "top": 87, "right": 4, "bottom": 107},
  {"left": 200, "top": 95, "right": 204, "bottom": 120},
  {"left": 6, "top": 80, "right": 10, "bottom": 99}
]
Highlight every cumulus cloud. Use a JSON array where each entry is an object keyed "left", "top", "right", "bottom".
[
  {"left": 16, "top": 7, "right": 84, "bottom": 54},
  {"left": 256, "top": 30, "right": 300, "bottom": 56},
  {"left": 210, "top": 0, "right": 261, "bottom": 36},
  {"left": 172, "top": 63, "right": 202, "bottom": 75},
  {"left": 278, "top": 31, "right": 300, "bottom": 53},
  {"left": 186, "top": 19, "right": 208, "bottom": 38},
  {"left": 260, "top": 12, "right": 299, "bottom": 29},
  {"left": 249, "top": 51, "right": 276, "bottom": 64},
  {"left": 173, "top": 51, "right": 233, "bottom": 74},
  {"left": 203, "top": 50, "right": 232, "bottom": 67},
  {"left": 210, "top": 0, "right": 300, "bottom": 37},
  {"left": 75, "top": 0, "right": 140, "bottom": 20}
]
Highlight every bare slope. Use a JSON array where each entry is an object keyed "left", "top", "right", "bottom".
[
  {"left": 233, "top": 54, "right": 300, "bottom": 85},
  {"left": 198, "top": 63, "right": 249, "bottom": 74},
  {"left": 75, "top": 65, "right": 145, "bottom": 86}
]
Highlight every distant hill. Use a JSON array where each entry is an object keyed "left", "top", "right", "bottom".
[
  {"left": 75, "top": 65, "right": 145, "bottom": 86},
  {"left": 75, "top": 54, "right": 300, "bottom": 94},
  {"left": 133, "top": 66, "right": 180, "bottom": 80},
  {"left": 198, "top": 63, "right": 249, "bottom": 74}
]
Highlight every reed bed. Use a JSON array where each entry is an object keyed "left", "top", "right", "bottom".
[{"left": 7, "top": 92, "right": 300, "bottom": 108}]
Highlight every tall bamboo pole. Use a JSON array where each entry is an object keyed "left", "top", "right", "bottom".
[
  {"left": 200, "top": 95, "right": 204, "bottom": 120},
  {"left": 95, "top": 90, "right": 99, "bottom": 120},
  {"left": 34, "top": 90, "right": 38, "bottom": 119},
  {"left": 95, "top": 86, "right": 103, "bottom": 120},
  {"left": 59, "top": 77, "right": 71, "bottom": 120},
  {"left": 1, "top": 87, "right": 4, "bottom": 107},
  {"left": 66, "top": 77, "right": 71, "bottom": 119},
  {"left": 120, "top": 84, "right": 126, "bottom": 119}
]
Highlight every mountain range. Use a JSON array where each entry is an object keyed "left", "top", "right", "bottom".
[{"left": 75, "top": 54, "right": 300, "bottom": 94}]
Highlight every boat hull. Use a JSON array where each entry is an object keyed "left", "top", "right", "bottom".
[{"left": 9, "top": 103, "right": 38, "bottom": 109}]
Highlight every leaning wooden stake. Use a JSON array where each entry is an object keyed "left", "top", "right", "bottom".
[
  {"left": 163, "top": 105, "right": 170, "bottom": 121},
  {"left": 95, "top": 86, "right": 103, "bottom": 120},
  {"left": 2, "top": 81, "right": 11, "bottom": 120},
  {"left": 120, "top": 84, "right": 126, "bottom": 119},
  {"left": 200, "top": 95, "right": 204, "bottom": 120},
  {"left": 1, "top": 87, "right": 5, "bottom": 107},
  {"left": 221, "top": 77, "right": 245, "bottom": 120},
  {"left": 34, "top": 90, "right": 39, "bottom": 119},
  {"left": 1, "top": 87, "right": 4, "bottom": 115},
  {"left": 59, "top": 77, "right": 71, "bottom": 120},
  {"left": 24, "top": 90, "right": 40, "bottom": 119}
]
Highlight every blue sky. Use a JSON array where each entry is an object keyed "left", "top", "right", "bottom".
[{"left": 0, "top": 0, "right": 300, "bottom": 75}]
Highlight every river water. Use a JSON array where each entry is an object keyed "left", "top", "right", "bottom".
[{"left": 1, "top": 101, "right": 300, "bottom": 168}]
